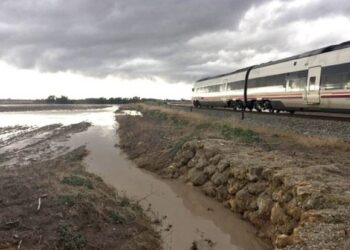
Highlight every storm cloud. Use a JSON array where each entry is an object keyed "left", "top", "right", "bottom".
[{"left": 0, "top": 0, "right": 350, "bottom": 83}]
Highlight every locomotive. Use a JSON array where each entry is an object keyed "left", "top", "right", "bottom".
[{"left": 192, "top": 41, "right": 350, "bottom": 113}]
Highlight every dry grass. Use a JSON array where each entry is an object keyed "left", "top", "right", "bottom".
[{"left": 137, "top": 104, "right": 350, "bottom": 151}]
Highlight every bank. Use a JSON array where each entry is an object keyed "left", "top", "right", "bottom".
[{"left": 117, "top": 104, "right": 350, "bottom": 249}]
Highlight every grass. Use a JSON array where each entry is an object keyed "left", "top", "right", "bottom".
[
  {"left": 137, "top": 104, "right": 350, "bottom": 151},
  {"left": 62, "top": 175, "right": 93, "bottom": 189},
  {"left": 58, "top": 224, "right": 86, "bottom": 250},
  {"left": 220, "top": 124, "right": 261, "bottom": 142},
  {"left": 169, "top": 135, "right": 193, "bottom": 157},
  {"left": 110, "top": 211, "right": 126, "bottom": 225},
  {"left": 58, "top": 195, "right": 81, "bottom": 206}
]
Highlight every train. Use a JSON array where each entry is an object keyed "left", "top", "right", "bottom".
[{"left": 192, "top": 41, "right": 350, "bottom": 113}]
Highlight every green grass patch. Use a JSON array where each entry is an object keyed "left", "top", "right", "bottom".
[
  {"left": 195, "top": 122, "right": 212, "bottom": 130},
  {"left": 145, "top": 110, "right": 168, "bottom": 121},
  {"left": 62, "top": 175, "right": 93, "bottom": 189},
  {"left": 220, "top": 124, "right": 261, "bottom": 142},
  {"left": 169, "top": 135, "right": 193, "bottom": 157},
  {"left": 110, "top": 211, "right": 126, "bottom": 225},
  {"left": 58, "top": 224, "right": 86, "bottom": 250},
  {"left": 58, "top": 195, "right": 81, "bottom": 206}
]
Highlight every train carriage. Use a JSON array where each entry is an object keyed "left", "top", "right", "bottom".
[{"left": 192, "top": 41, "right": 350, "bottom": 113}]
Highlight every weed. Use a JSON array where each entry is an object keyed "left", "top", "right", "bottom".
[
  {"left": 195, "top": 122, "right": 212, "bottom": 130},
  {"left": 119, "top": 196, "right": 130, "bottom": 207},
  {"left": 110, "top": 211, "right": 126, "bottom": 224},
  {"left": 62, "top": 175, "right": 93, "bottom": 189},
  {"left": 169, "top": 115, "right": 189, "bottom": 128},
  {"left": 169, "top": 135, "right": 192, "bottom": 157},
  {"left": 220, "top": 124, "right": 261, "bottom": 142},
  {"left": 58, "top": 224, "right": 86, "bottom": 250},
  {"left": 58, "top": 195, "right": 79, "bottom": 206}
]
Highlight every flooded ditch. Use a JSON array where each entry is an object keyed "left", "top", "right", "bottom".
[{"left": 0, "top": 106, "right": 269, "bottom": 250}]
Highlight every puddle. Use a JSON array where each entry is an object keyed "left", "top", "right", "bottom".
[{"left": 0, "top": 106, "right": 270, "bottom": 250}]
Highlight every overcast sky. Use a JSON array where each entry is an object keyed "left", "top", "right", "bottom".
[{"left": 1, "top": 0, "right": 350, "bottom": 99}]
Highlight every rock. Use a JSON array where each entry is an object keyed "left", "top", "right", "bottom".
[
  {"left": 216, "top": 185, "right": 228, "bottom": 202},
  {"left": 211, "top": 169, "right": 230, "bottom": 186},
  {"left": 227, "top": 179, "right": 247, "bottom": 195},
  {"left": 203, "top": 165, "right": 217, "bottom": 177},
  {"left": 302, "top": 194, "right": 324, "bottom": 210},
  {"left": 231, "top": 166, "right": 246, "bottom": 180},
  {"left": 270, "top": 203, "right": 289, "bottom": 225},
  {"left": 247, "top": 182, "right": 267, "bottom": 195},
  {"left": 209, "top": 154, "right": 222, "bottom": 165},
  {"left": 179, "top": 149, "right": 195, "bottom": 165},
  {"left": 275, "top": 234, "right": 292, "bottom": 248},
  {"left": 234, "top": 187, "right": 253, "bottom": 211},
  {"left": 246, "top": 166, "right": 263, "bottom": 182},
  {"left": 191, "top": 239, "right": 214, "bottom": 250},
  {"left": 187, "top": 168, "right": 208, "bottom": 186},
  {"left": 217, "top": 159, "right": 230, "bottom": 172},
  {"left": 195, "top": 156, "right": 208, "bottom": 170},
  {"left": 204, "top": 148, "right": 219, "bottom": 160},
  {"left": 285, "top": 201, "right": 302, "bottom": 221},
  {"left": 201, "top": 182, "right": 216, "bottom": 197},
  {"left": 257, "top": 193, "right": 272, "bottom": 218},
  {"left": 301, "top": 210, "right": 324, "bottom": 223}
]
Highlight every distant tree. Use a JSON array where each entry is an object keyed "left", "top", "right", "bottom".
[
  {"left": 46, "top": 95, "right": 56, "bottom": 104},
  {"left": 56, "top": 95, "right": 69, "bottom": 104}
]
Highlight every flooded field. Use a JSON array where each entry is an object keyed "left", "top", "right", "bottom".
[{"left": 0, "top": 106, "right": 269, "bottom": 250}]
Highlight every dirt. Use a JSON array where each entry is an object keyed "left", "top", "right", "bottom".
[
  {"left": 0, "top": 122, "right": 160, "bottom": 250},
  {"left": 116, "top": 104, "right": 350, "bottom": 250}
]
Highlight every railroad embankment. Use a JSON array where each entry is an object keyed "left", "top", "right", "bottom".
[
  {"left": 0, "top": 123, "right": 160, "bottom": 249},
  {"left": 117, "top": 104, "right": 350, "bottom": 250}
]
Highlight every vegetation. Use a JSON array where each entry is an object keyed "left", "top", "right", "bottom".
[
  {"left": 110, "top": 211, "right": 126, "bottom": 225},
  {"left": 62, "top": 175, "right": 93, "bottom": 189},
  {"left": 58, "top": 224, "right": 86, "bottom": 250}
]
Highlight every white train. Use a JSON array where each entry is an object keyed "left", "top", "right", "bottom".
[{"left": 192, "top": 41, "right": 350, "bottom": 113}]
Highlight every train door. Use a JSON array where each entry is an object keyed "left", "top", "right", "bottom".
[{"left": 306, "top": 66, "right": 321, "bottom": 104}]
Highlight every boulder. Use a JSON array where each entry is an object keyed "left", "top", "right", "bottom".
[
  {"left": 209, "top": 154, "right": 222, "bottom": 165},
  {"left": 201, "top": 181, "right": 216, "bottom": 197},
  {"left": 227, "top": 179, "right": 247, "bottom": 195},
  {"left": 247, "top": 182, "right": 267, "bottom": 195},
  {"left": 231, "top": 166, "right": 246, "bottom": 180},
  {"left": 211, "top": 169, "right": 230, "bottom": 186},
  {"left": 257, "top": 193, "right": 272, "bottom": 218},
  {"left": 217, "top": 159, "right": 230, "bottom": 173},
  {"left": 178, "top": 149, "right": 195, "bottom": 165},
  {"left": 216, "top": 185, "right": 228, "bottom": 202},
  {"left": 203, "top": 165, "right": 217, "bottom": 177},
  {"left": 187, "top": 168, "right": 208, "bottom": 186},
  {"left": 270, "top": 203, "right": 289, "bottom": 225},
  {"left": 246, "top": 166, "right": 263, "bottom": 182}
]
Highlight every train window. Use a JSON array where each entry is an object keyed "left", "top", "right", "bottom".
[
  {"left": 228, "top": 81, "right": 244, "bottom": 90},
  {"left": 321, "top": 63, "right": 350, "bottom": 90},
  {"left": 309, "top": 77, "right": 316, "bottom": 91}
]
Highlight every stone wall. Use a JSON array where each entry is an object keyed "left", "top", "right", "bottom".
[{"left": 161, "top": 139, "right": 350, "bottom": 249}]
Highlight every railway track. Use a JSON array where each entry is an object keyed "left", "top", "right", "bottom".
[{"left": 167, "top": 103, "right": 350, "bottom": 123}]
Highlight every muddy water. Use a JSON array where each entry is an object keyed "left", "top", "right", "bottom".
[{"left": 0, "top": 107, "right": 270, "bottom": 250}]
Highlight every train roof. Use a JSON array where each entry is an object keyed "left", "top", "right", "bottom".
[{"left": 196, "top": 40, "right": 350, "bottom": 83}]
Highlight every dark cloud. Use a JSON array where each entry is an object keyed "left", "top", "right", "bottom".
[{"left": 0, "top": 0, "right": 349, "bottom": 82}]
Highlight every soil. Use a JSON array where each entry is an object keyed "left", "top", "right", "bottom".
[
  {"left": 0, "top": 122, "right": 160, "bottom": 250},
  {"left": 116, "top": 104, "right": 350, "bottom": 250}
]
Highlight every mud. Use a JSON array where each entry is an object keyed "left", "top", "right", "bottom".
[
  {"left": 116, "top": 104, "right": 350, "bottom": 250},
  {"left": 0, "top": 108, "right": 160, "bottom": 250}
]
